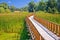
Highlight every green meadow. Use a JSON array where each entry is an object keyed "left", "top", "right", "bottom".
[
  {"left": 35, "top": 11, "right": 60, "bottom": 25},
  {"left": 0, "top": 0, "right": 60, "bottom": 40},
  {"left": 0, "top": 11, "right": 60, "bottom": 40},
  {"left": 0, "top": 12, "right": 31, "bottom": 40}
]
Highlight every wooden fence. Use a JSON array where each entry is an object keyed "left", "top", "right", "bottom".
[
  {"left": 34, "top": 16, "right": 60, "bottom": 37},
  {"left": 26, "top": 15, "right": 44, "bottom": 40},
  {"left": 25, "top": 14, "right": 60, "bottom": 40}
]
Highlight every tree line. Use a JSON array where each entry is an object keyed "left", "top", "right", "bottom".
[
  {"left": 0, "top": 2, "right": 17, "bottom": 13},
  {"left": 0, "top": 2, "right": 10, "bottom": 13},
  {"left": 28, "top": 0, "right": 60, "bottom": 13},
  {"left": 0, "top": 0, "right": 60, "bottom": 14}
]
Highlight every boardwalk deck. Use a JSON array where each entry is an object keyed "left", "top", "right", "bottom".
[{"left": 26, "top": 15, "right": 60, "bottom": 40}]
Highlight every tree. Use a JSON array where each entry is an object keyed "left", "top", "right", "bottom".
[
  {"left": 9, "top": 6, "right": 15, "bottom": 12},
  {"left": 5, "top": 9, "right": 11, "bottom": 13},
  {"left": 0, "top": 2, "right": 11, "bottom": 13},
  {"left": 0, "top": 2, "right": 9, "bottom": 9},
  {"left": 48, "top": 7, "right": 53, "bottom": 13},
  {"left": 28, "top": 1, "right": 35, "bottom": 12},
  {"left": 53, "top": 7, "right": 58, "bottom": 13},
  {"left": 0, "top": 7, "right": 5, "bottom": 13},
  {"left": 20, "top": 6, "right": 28, "bottom": 11},
  {"left": 37, "top": 1, "right": 47, "bottom": 11},
  {"left": 47, "top": 0, "right": 57, "bottom": 8},
  {"left": 47, "top": 0, "right": 57, "bottom": 13},
  {"left": 57, "top": 0, "right": 60, "bottom": 12}
]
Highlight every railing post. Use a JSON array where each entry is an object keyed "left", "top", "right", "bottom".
[
  {"left": 48, "top": 22, "right": 50, "bottom": 29},
  {"left": 51, "top": 23, "right": 54, "bottom": 32},
  {"left": 54, "top": 25, "right": 56, "bottom": 34},
  {"left": 50, "top": 23, "right": 52, "bottom": 31},
  {"left": 57, "top": 26, "right": 60, "bottom": 37},
  {"left": 51, "top": 23, "right": 52, "bottom": 31}
]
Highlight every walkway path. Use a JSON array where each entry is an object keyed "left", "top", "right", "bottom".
[{"left": 28, "top": 15, "right": 60, "bottom": 40}]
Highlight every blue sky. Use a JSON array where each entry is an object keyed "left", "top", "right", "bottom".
[{"left": 0, "top": 0, "right": 40, "bottom": 8}]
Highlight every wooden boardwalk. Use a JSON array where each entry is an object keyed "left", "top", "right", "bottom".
[{"left": 26, "top": 14, "right": 60, "bottom": 40}]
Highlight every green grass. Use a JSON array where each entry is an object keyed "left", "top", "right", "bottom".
[
  {"left": 0, "top": 33, "right": 20, "bottom": 40},
  {"left": 0, "top": 12, "right": 31, "bottom": 40},
  {"left": 0, "top": 11, "right": 60, "bottom": 40},
  {"left": 35, "top": 11, "right": 60, "bottom": 25}
]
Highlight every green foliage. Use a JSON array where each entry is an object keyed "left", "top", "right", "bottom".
[
  {"left": 0, "top": 2, "right": 11, "bottom": 13},
  {"left": 0, "top": 2, "right": 9, "bottom": 9},
  {"left": 0, "top": 7, "right": 5, "bottom": 13},
  {"left": 27, "top": 0, "right": 59, "bottom": 13},
  {"left": 47, "top": 7, "right": 59, "bottom": 13},
  {"left": 0, "top": 12, "right": 31, "bottom": 40},
  {"left": 46, "top": 0, "right": 58, "bottom": 13},
  {"left": 48, "top": 7, "right": 53, "bottom": 13},
  {"left": 47, "top": 0, "right": 57, "bottom": 8},
  {"left": 5, "top": 9, "right": 11, "bottom": 13},
  {"left": 37, "top": 1, "right": 47, "bottom": 11},
  {"left": 35, "top": 11, "right": 60, "bottom": 24},
  {"left": 10, "top": 6, "right": 15, "bottom": 12},
  {"left": 28, "top": 1, "right": 35, "bottom": 12},
  {"left": 20, "top": 6, "right": 28, "bottom": 11},
  {"left": 52, "top": 7, "right": 59, "bottom": 13},
  {"left": 57, "top": 0, "right": 60, "bottom": 12},
  {"left": 20, "top": 21, "right": 31, "bottom": 40}
]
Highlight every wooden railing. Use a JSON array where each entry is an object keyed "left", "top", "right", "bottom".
[
  {"left": 34, "top": 16, "right": 60, "bottom": 37},
  {"left": 26, "top": 15, "right": 44, "bottom": 40},
  {"left": 25, "top": 14, "right": 60, "bottom": 40}
]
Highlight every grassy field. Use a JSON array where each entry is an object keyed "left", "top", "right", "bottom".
[
  {"left": 0, "top": 11, "right": 60, "bottom": 40},
  {"left": 0, "top": 12, "right": 31, "bottom": 40},
  {"left": 35, "top": 11, "right": 60, "bottom": 25}
]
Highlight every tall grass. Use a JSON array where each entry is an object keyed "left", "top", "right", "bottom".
[
  {"left": 35, "top": 11, "right": 60, "bottom": 25},
  {"left": 0, "top": 11, "right": 60, "bottom": 40},
  {"left": 0, "top": 12, "right": 30, "bottom": 40}
]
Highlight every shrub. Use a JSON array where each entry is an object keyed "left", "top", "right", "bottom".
[
  {"left": 52, "top": 7, "right": 59, "bottom": 14},
  {"left": 48, "top": 7, "right": 53, "bottom": 13},
  {"left": 5, "top": 9, "right": 11, "bottom": 13},
  {"left": 0, "top": 7, "right": 5, "bottom": 13}
]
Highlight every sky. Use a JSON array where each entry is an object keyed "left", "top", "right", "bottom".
[{"left": 0, "top": 0, "right": 40, "bottom": 8}]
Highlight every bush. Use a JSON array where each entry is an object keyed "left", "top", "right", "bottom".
[
  {"left": 0, "top": 7, "right": 5, "bottom": 13},
  {"left": 5, "top": 9, "right": 11, "bottom": 13},
  {"left": 48, "top": 7, "right": 53, "bottom": 13},
  {"left": 52, "top": 7, "right": 59, "bottom": 14}
]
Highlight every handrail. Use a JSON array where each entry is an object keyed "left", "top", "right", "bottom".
[
  {"left": 26, "top": 14, "right": 60, "bottom": 40},
  {"left": 34, "top": 16, "right": 60, "bottom": 37}
]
